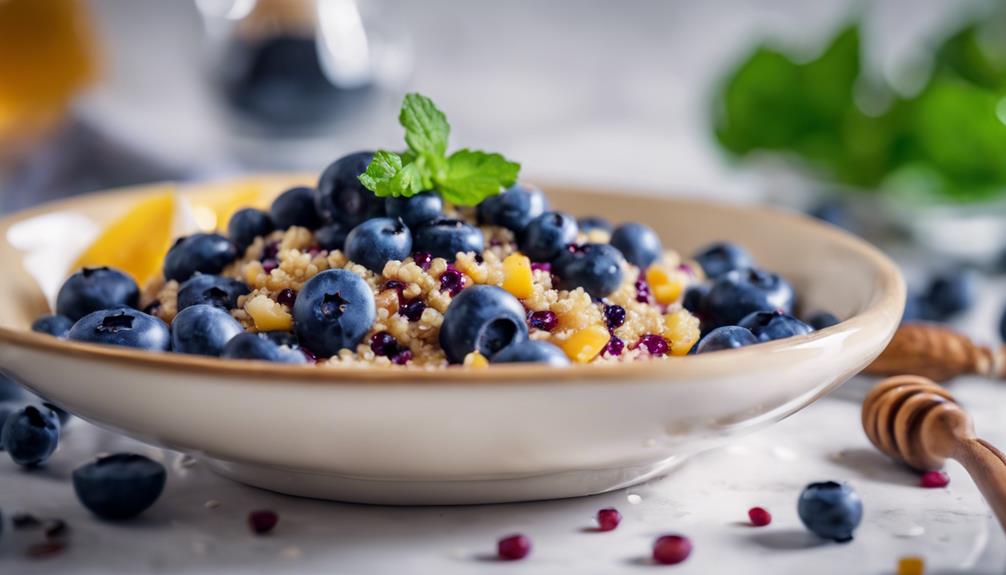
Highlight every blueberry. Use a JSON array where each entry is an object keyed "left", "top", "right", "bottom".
[
  {"left": 695, "top": 326, "right": 758, "bottom": 353},
  {"left": 519, "top": 212, "right": 578, "bottom": 262},
  {"left": 270, "top": 186, "right": 322, "bottom": 230},
  {"left": 901, "top": 291, "right": 929, "bottom": 323},
  {"left": 385, "top": 191, "right": 443, "bottom": 228},
  {"left": 163, "top": 234, "right": 239, "bottom": 283},
  {"left": 0, "top": 373, "right": 27, "bottom": 402},
  {"left": 56, "top": 267, "right": 140, "bottom": 321},
  {"left": 344, "top": 217, "right": 413, "bottom": 272},
  {"left": 177, "top": 274, "right": 250, "bottom": 312},
  {"left": 227, "top": 208, "right": 275, "bottom": 251},
  {"left": 315, "top": 151, "right": 386, "bottom": 227},
  {"left": 1000, "top": 305, "right": 1006, "bottom": 342},
  {"left": 439, "top": 285, "right": 529, "bottom": 363},
  {"left": 701, "top": 268, "right": 796, "bottom": 328},
  {"left": 682, "top": 284, "right": 709, "bottom": 315},
  {"left": 314, "top": 223, "right": 350, "bottom": 251},
  {"left": 412, "top": 218, "right": 484, "bottom": 260},
  {"left": 477, "top": 182, "right": 548, "bottom": 233},
  {"left": 293, "top": 269, "right": 375, "bottom": 357},
  {"left": 798, "top": 481, "right": 863, "bottom": 542},
  {"left": 0, "top": 401, "right": 25, "bottom": 450},
  {"left": 808, "top": 200, "right": 850, "bottom": 230},
  {"left": 577, "top": 216, "right": 613, "bottom": 234},
  {"left": 491, "top": 340, "right": 569, "bottom": 366},
  {"left": 42, "top": 402, "right": 72, "bottom": 426},
  {"left": 221, "top": 332, "right": 307, "bottom": 364},
  {"left": 73, "top": 453, "right": 166, "bottom": 520},
  {"left": 609, "top": 222, "right": 662, "bottom": 269},
  {"left": 68, "top": 309, "right": 171, "bottom": 351},
  {"left": 738, "top": 310, "right": 813, "bottom": 342},
  {"left": 171, "top": 304, "right": 244, "bottom": 356},
  {"left": 807, "top": 311, "right": 840, "bottom": 330},
  {"left": 692, "top": 242, "right": 753, "bottom": 279},
  {"left": 553, "top": 244, "right": 625, "bottom": 299},
  {"left": 924, "top": 270, "right": 977, "bottom": 320},
  {"left": 31, "top": 314, "right": 73, "bottom": 338},
  {"left": 2, "top": 404, "right": 59, "bottom": 467},
  {"left": 261, "top": 331, "right": 299, "bottom": 348}
]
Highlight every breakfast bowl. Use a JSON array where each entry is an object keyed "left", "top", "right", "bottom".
[{"left": 0, "top": 176, "right": 905, "bottom": 504}]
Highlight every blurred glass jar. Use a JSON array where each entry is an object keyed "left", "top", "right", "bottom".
[{"left": 195, "top": 0, "right": 411, "bottom": 133}]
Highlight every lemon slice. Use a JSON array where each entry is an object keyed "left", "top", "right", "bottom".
[{"left": 188, "top": 180, "right": 266, "bottom": 232}]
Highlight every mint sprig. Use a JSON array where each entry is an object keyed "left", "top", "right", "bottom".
[{"left": 358, "top": 93, "right": 520, "bottom": 205}]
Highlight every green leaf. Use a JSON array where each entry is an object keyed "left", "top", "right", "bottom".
[
  {"left": 358, "top": 150, "right": 425, "bottom": 197},
  {"left": 400, "top": 93, "right": 450, "bottom": 160},
  {"left": 800, "top": 24, "right": 860, "bottom": 125},
  {"left": 436, "top": 149, "right": 521, "bottom": 206}
]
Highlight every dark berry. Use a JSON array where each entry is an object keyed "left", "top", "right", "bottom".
[
  {"left": 56, "top": 267, "right": 139, "bottom": 321},
  {"left": 497, "top": 534, "right": 531, "bottom": 560},
  {"left": 399, "top": 298, "right": 426, "bottom": 322},
  {"left": 68, "top": 309, "right": 171, "bottom": 351},
  {"left": 228, "top": 208, "right": 275, "bottom": 250},
  {"left": 293, "top": 269, "right": 375, "bottom": 357},
  {"left": 477, "top": 182, "right": 548, "bottom": 233},
  {"left": 610, "top": 222, "right": 662, "bottom": 269},
  {"left": 693, "top": 242, "right": 753, "bottom": 279},
  {"left": 597, "top": 508, "right": 622, "bottom": 531},
  {"left": 490, "top": 340, "right": 569, "bottom": 366},
  {"left": 31, "top": 315, "right": 73, "bottom": 338},
  {"left": 163, "top": 234, "right": 239, "bottom": 283},
  {"left": 315, "top": 151, "right": 385, "bottom": 228},
  {"left": 528, "top": 310, "right": 557, "bottom": 331},
  {"left": 345, "top": 217, "right": 413, "bottom": 272},
  {"left": 385, "top": 191, "right": 443, "bottom": 228},
  {"left": 748, "top": 506, "right": 772, "bottom": 526},
  {"left": 695, "top": 326, "right": 757, "bottom": 354},
  {"left": 652, "top": 534, "right": 692, "bottom": 565},
  {"left": 270, "top": 186, "right": 322, "bottom": 230},
  {"left": 604, "top": 305, "right": 626, "bottom": 330},
  {"left": 73, "top": 454, "right": 166, "bottom": 519},
  {"left": 248, "top": 510, "right": 278, "bottom": 534},
  {"left": 2, "top": 404, "right": 59, "bottom": 466},
  {"left": 519, "top": 211, "right": 578, "bottom": 262},
  {"left": 637, "top": 334, "right": 668, "bottom": 356},
  {"left": 439, "top": 285, "right": 528, "bottom": 363},
  {"left": 553, "top": 243, "right": 625, "bottom": 299},
  {"left": 738, "top": 310, "right": 813, "bottom": 342},
  {"left": 177, "top": 274, "right": 250, "bottom": 312},
  {"left": 171, "top": 304, "right": 244, "bottom": 356},
  {"left": 798, "top": 481, "right": 863, "bottom": 542}
]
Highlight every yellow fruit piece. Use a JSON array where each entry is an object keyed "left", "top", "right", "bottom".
[
  {"left": 646, "top": 265, "right": 685, "bottom": 305},
  {"left": 663, "top": 309, "right": 700, "bottom": 356},
  {"left": 71, "top": 189, "right": 176, "bottom": 286},
  {"left": 190, "top": 180, "right": 265, "bottom": 231},
  {"left": 897, "top": 556, "right": 925, "bottom": 575},
  {"left": 245, "top": 294, "right": 293, "bottom": 331},
  {"left": 464, "top": 351, "right": 489, "bottom": 368},
  {"left": 559, "top": 325, "right": 610, "bottom": 363},
  {"left": 502, "top": 253, "right": 533, "bottom": 299}
]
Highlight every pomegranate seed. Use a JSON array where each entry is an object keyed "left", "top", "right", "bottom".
[
  {"left": 261, "top": 241, "right": 279, "bottom": 261},
  {"left": 307, "top": 247, "right": 323, "bottom": 257},
  {"left": 530, "top": 262, "right": 552, "bottom": 273},
  {"left": 399, "top": 298, "right": 426, "bottom": 322},
  {"left": 748, "top": 507, "right": 772, "bottom": 527},
  {"left": 920, "top": 470, "right": 950, "bottom": 488},
  {"left": 635, "top": 276, "right": 651, "bottom": 303},
  {"left": 676, "top": 263, "right": 696, "bottom": 277},
  {"left": 26, "top": 541, "right": 66, "bottom": 559},
  {"left": 300, "top": 346, "right": 318, "bottom": 363},
  {"left": 439, "top": 266, "right": 465, "bottom": 296},
  {"left": 603, "top": 336, "right": 625, "bottom": 356},
  {"left": 528, "top": 310, "right": 558, "bottom": 331},
  {"left": 248, "top": 510, "right": 278, "bottom": 535},
  {"left": 370, "top": 332, "right": 399, "bottom": 357},
  {"left": 637, "top": 334, "right": 668, "bottom": 356},
  {"left": 566, "top": 243, "right": 582, "bottom": 254},
  {"left": 604, "top": 305, "right": 626, "bottom": 329},
  {"left": 262, "top": 259, "right": 279, "bottom": 274},
  {"left": 392, "top": 349, "right": 412, "bottom": 365},
  {"left": 384, "top": 279, "right": 406, "bottom": 293},
  {"left": 652, "top": 534, "right": 692, "bottom": 565},
  {"left": 596, "top": 508, "right": 622, "bottom": 531},
  {"left": 497, "top": 534, "right": 531, "bottom": 560},
  {"left": 276, "top": 288, "right": 297, "bottom": 308},
  {"left": 412, "top": 251, "right": 432, "bottom": 270}
]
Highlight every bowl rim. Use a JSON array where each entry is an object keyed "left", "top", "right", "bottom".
[{"left": 0, "top": 178, "right": 905, "bottom": 386}]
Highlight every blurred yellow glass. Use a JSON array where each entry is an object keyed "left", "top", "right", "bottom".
[{"left": 0, "top": 0, "right": 97, "bottom": 151}]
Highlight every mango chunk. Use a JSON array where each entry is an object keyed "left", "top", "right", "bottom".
[
  {"left": 464, "top": 351, "right": 490, "bottom": 368},
  {"left": 559, "top": 325, "right": 610, "bottom": 363},
  {"left": 646, "top": 265, "right": 685, "bottom": 305},
  {"left": 502, "top": 253, "right": 534, "bottom": 299},
  {"left": 246, "top": 294, "right": 293, "bottom": 331},
  {"left": 663, "top": 309, "right": 700, "bottom": 356}
]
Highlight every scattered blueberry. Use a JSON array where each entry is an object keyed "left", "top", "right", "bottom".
[
  {"left": 477, "top": 182, "right": 548, "bottom": 233},
  {"left": 902, "top": 291, "right": 929, "bottom": 323},
  {"left": 0, "top": 400, "right": 27, "bottom": 450},
  {"left": 171, "top": 304, "right": 244, "bottom": 356},
  {"left": 692, "top": 242, "right": 753, "bottom": 279},
  {"left": 270, "top": 186, "right": 322, "bottom": 230},
  {"left": 553, "top": 243, "right": 625, "bottom": 299},
  {"left": 73, "top": 453, "right": 166, "bottom": 519},
  {"left": 293, "top": 269, "right": 375, "bottom": 357},
  {"left": 314, "top": 223, "right": 350, "bottom": 251},
  {"left": 701, "top": 268, "right": 795, "bottom": 328},
  {"left": 56, "top": 267, "right": 139, "bottom": 321},
  {"left": 222, "top": 333, "right": 307, "bottom": 364},
  {"left": 177, "top": 274, "right": 250, "bottom": 312},
  {"left": 0, "top": 374, "right": 27, "bottom": 403},
  {"left": 412, "top": 218, "right": 484, "bottom": 260},
  {"left": 227, "top": 208, "right": 275, "bottom": 251},
  {"left": 439, "top": 285, "right": 528, "bottom": 363},
  {"left": 924, "top": 270, "right": 977, "bottom": 320},
  {"left": 798, "top": 481, "right": 863, "bottom": 542},
  {"left": 163, "top": 234, "right": 239, "bottom": 283},
  {"left": 31, "top": 315, "right": 73, "bottom": 338},
  {"left": 695, "top": 325, "right": 758, "bottom": 354},
  {"left": 807, "top": 311, "right": 840, "bottom": 330},
  {"left": 577, "top": 216, "right": 613, "bottom": 234},
  {"left": 490, "top": 340, "right": 569, "bottom": 366},
  {"left": 2, "top": 404, "right": 59, "bottom": 466},
  {"left": 344, "top": 217, "right": 413, "bottom": 272},
  {"left": 68, "top": 309, "right": 171, "bottom": 351},
  {"left": 385, "top": 191, "right": 443, "bottom": 228},
  {"left": 315, "top": 151, "right": 385, "bottom": 228},
  {"left": 42, "top": 402, "right": 72, "bottom": 425},
  {"left": 497, "top": 534, "right": 532, "bottom": 560},
  {"left": 519, "top": 211, "right": 578, "bottom": 262},
  {"left": 738, "top": 310, "right": 813, "bottom": 342},
  {"left": 609, "top": 222, "right": 662, "bottom": 269},
  {"left": 682, "top": 284, "right": 709, "bottom": 315}
]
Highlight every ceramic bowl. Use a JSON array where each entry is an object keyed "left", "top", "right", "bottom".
[{"left": 0, "top": 177, "right": 905, "bottom": 504}]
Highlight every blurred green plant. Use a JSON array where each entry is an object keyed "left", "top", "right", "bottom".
[{"left": 714, "top": 11, "right": 1006, "bottom": 203}]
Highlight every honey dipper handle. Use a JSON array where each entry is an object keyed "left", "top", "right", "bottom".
[{"left": 953, "top": 438, "right": 1006, "bottom": 531}]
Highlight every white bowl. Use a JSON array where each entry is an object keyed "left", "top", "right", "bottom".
[{"left": 0, "top": 177, "right": 905, "bottom": 504}]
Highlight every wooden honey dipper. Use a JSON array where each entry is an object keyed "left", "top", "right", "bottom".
[
  {"left": 862, "top": 375, "right": 1006, "bottom": 530},
  {"left": 863, "top": 323, "right": 1006, "bottom": 382}
]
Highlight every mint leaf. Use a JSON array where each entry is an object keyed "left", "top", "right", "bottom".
[
  {"left": 400, "top": 93, "right": 450, "bottom": 161},
  {"left": 437, "top": 149, "right": 520, "bottom": 205},
  {"left": 358, "top": 150, "right": 424, "bottom": 197}
]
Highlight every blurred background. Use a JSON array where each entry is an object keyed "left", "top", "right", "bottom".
[{"left": 2, "top": 0, "right": 1005, "bottom": 263}]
